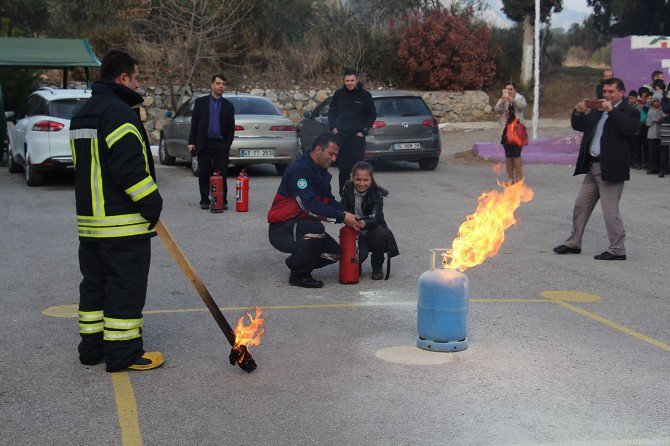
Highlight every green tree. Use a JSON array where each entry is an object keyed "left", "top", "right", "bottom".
[
  {"left": 0, "top": 0, "right": 49, "bottom": 36},
  {"left": 587, "top": 0, "right": 670, "bottom": 37},
  {"left": 501, "top": 0, "right": 563, "bottom": 87}
]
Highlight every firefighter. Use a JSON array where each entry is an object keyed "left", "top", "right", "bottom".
[
  {"left": 267, "top": 133, "right": 362, "bottom": 288},
  {"left": 70, "top": 49, "right": 164, "bottom": 372}
]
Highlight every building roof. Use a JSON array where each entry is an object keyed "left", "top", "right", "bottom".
[{"left": 0, "top": 38, "right": 100, "bottom": 68}]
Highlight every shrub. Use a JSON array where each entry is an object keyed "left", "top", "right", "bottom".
[{"left": 396, "top": 8, "right": 496, "bottom": 91}]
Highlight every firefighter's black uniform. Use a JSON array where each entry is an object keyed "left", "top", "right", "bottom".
[{"left": 70, "top": 80, "right": 163, "bottom": 372}]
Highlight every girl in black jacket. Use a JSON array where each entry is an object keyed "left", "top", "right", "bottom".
[{"left": 341, "top": 161, "right": 399, "bottom": 280}]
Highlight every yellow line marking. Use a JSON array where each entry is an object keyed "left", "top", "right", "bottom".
[
  {"left": 539, "top": 290, "right": 601, "bottom": 303},
  {"left": 147, "top": 298, "right": 546, "bottom": 314},
  {"left": 43, "top": 299, "right": 549, "bottom": 319},
  {"left": 505, "top": 437, "right": 670, "bottom": 446},
  {"left": 550, "top": 299, "right": 670, "bottom": 352},
  {"left": 42, "top": 304, "right": 79, "bottom": 318},
  {"left": 110, "top": 372, "right": 143, "bottom": 446}
]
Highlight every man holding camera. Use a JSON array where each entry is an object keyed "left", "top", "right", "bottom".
[{"left": 553, "top": 78, "right": 640, "bottom": 261}]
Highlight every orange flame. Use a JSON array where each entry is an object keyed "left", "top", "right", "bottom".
[
  {"left": 444, "top": 180, "right": 534, "bottom": 271},
  {"left": 233, "top": 307, "right": 265, "bottom": 354},
  {"left": 492, "top": 162, "right": 504, "bottom": 175},
  {"left": 506, "top": 118, "right": 528, "bottom": 147}
]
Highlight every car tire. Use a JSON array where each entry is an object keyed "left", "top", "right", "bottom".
[
  {"left": 158, "top": 135, "right": 175, "bottom": 165},
  {"left": 7, "top": 147, "right": 23, "bottom": 173},
  {"left": 25, "top": 154, "right": 45, "bottom": 186},
  {"left": 274, "top": 164, "right": 288, "bottom": 176},
  {"left": 191, "top": 155, "right": 199, "bottom": 177},
  {"left": 418, "top": 157, "right": 439, "bottom": 171}
]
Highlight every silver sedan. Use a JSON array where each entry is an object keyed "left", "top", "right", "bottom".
[{"left": 160, "top": 94, "right": 299, "bottom": 175}]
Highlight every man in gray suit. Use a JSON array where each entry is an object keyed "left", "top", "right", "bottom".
[{"left": 553, "top": 78, "right": 640, "bottom": 260}]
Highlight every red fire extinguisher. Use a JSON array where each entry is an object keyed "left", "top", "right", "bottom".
[
  {"left": 339, "top": 226, "right": 359, "bottom": 284},
  {"left": 210, "top": 170, "right": 225, "bottom": 213},
  {"left": 236, "top": 169, "right": 249, "bottom": 212}
]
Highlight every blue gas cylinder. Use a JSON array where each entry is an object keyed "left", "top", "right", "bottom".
[{"left": 417, "top": 252, "right": 469, "bottom": 352}]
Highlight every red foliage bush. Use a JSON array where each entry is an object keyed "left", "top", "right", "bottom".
[{"left": 396, "top": 8, "right": 497, "bottom": 91}]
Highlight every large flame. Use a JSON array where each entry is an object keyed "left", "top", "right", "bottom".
[
  {"left": 444, "top": 180, "right": 534, "bottom": 271},
  {"left": 233, "top": 307, "right": 265, "bottom": 355}
]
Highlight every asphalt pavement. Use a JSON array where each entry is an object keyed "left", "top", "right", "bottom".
[{"left": 1, "top": 123, "right": 670, "bottom": 446}]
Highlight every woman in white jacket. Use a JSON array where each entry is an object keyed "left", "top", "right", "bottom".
[{"left": 494, "top": 82, "right": 527, "bottom": 183}]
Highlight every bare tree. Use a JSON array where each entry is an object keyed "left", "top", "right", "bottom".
[{"left": 143, "top": 0, "right": 252, "bottom": 110}]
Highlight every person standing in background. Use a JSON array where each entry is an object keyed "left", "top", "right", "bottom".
[
  {"left": 188, "top": 74, "right": 235, "bottom": 210},
  {"left": 328, "top": 69, "right": 376, "bottom": 196},
  {"left": 494, "top": 82, "right": 527, "bottom": 184}
]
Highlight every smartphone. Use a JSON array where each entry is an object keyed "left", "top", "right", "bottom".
[{"left": 584, "top": 99, "right": 603, "bottom": 109}]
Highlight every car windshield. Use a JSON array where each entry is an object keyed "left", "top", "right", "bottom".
[
  {"left": 375, "top": 97, "right": 431, "bottom": 117},
  {"left": 227, "top": 97, "right": 281, "bottom": 116},
  {"left": 49, "top": 98, "right": 88, "bottom": 119}
]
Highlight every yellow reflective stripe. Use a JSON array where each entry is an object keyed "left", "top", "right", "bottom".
[
  {"left": 90, "top": 139, "right": 105, "bottom": 217},
  {"left": 106, "top": 123, "right": 142, "bottom": 148},
  {"left": 78, "top": 310, "right": 103, "bottom": 322},
  {"left": 104, "top": 317, "right": 143, "bottom": 330},
  {"left": 70, "top": 140, "right": 76, "bottom": 167},
  {"left": 125, "top": 176, "right": 158, "bottom": 202},
  {"left": 79, "top": 322, "right": 104, "bottom": 334},
  {"left": 70, "top": 128, "right": 98, "bottom": 139},
  {"left": 104, "top": 328, "right": 141, "bottom": 341},
  {"left": 105, "top": 123, "right": 149, "bottom": 173},
  {"left": 77, "top": 213, "right": 147, "bottom": 227},
  {"left": 78, "top": 223, "right": 154, "bottom": 238}
]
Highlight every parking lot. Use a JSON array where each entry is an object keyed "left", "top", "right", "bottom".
[{"left": 1, "top": 124, "right": 670, "bottom": 446}]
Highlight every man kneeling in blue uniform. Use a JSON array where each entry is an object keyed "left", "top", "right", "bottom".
[{"left": 268, "top": 133, "right": 362, "bottom": 288}]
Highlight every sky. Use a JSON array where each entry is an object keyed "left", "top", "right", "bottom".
[{"left": 562, "top": 0, "right": 590, "bottom": 14}]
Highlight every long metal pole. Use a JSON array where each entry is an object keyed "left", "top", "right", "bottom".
[{"left": 532, "top": 0, "right": 541, "bottom": 140}]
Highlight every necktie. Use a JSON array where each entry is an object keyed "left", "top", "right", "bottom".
[{"left": 212, "top": 100, "right": 220, "bottom": 135}]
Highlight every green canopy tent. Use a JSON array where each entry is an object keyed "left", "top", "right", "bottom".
[{"left": 0, "top": 37, "right": 101, "bottom": 164}]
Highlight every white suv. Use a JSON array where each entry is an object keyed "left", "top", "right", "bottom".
[{"left": 7, "top": 88, "right": 91, "bottom": 186}]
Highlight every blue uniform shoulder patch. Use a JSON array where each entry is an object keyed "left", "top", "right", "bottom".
[{"left": 297, "top": 178, "right": 308, "bottom": 189}]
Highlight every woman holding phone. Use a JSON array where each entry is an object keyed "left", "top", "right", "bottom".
[{"left": 494, "top": 82, "right": 528, "bottom": 183}]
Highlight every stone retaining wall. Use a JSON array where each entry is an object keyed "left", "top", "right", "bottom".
[{"left": 70, "top": 83, "right": 493, "bottom": 143}]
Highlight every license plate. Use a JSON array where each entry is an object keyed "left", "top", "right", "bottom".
[
  {"left": 240, "top": 149, "right": 274, "bottom": 157},
  {"left": 392, "top": 142, "right": 421, "bottom": 150}
]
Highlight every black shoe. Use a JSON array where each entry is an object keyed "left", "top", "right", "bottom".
[
  {"left": 289, "top": 273, "right": 324, "bottom": 288},
  {"left": 371, "top": 267, "right": 383, "bottom": 280},
  {"left": 80, "top": 354, "right": 103, "bottom": 366},
  {"left": 200, "top": 203, "right": 209, "bottom": 210},
  {"left": 553, "top": 244, "right": 581, "bottom": 254},
  {"left": 659, "top": 172, "right": 666, "bottom": 178},
  {"left": 594, "top": 251, "right": 626, "bottom": 260},
  {"left": 647, "top": 170, "right": 659, "bottom": 174}
]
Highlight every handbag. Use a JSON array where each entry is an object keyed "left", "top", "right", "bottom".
[
  {"left": 660, "top": 115, "right": 670, "bottom": 146},
  {"left": 505, "top": 118, "right": 529, "bottom": 148}
]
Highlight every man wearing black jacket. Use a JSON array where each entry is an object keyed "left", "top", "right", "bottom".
[
  {"left": 553, "top": 78, "right": 640, "bottom": 261},
  {"left": 188, "top": 74, "right": 235, "bottom": 210},
  {"left": 328, "top": 69, "right": 376, "bottom": 195},
  {"left": 71, "top": 49, "right": 164, "bottom": 372}
]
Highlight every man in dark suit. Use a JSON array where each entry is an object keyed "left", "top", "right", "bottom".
[
  {"left": 188, "top": 74, "right": 235, "bottom": 210},
  {"left": 554, "top": 78, "right": 640, "bottom": 261}
]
